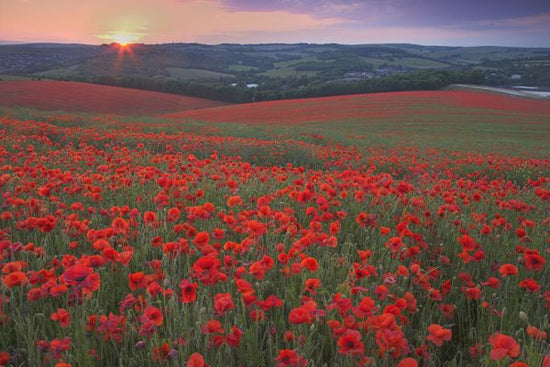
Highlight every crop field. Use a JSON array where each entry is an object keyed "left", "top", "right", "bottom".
[
  {"left": 165, "top": 90, "right": 550, "bottom": 154},
  {"left": 0, "top": 88, "right": 549, "bottom": 367},
  {"left": 0, "top": 81, "right": 228, "bottom": 116},
  {"left": 164, "top": 90, "right": 550, "bottom": 126}
]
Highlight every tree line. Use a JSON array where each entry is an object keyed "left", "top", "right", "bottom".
[{"left": 63, "top": 69, "right": 485, "bottom": 104}]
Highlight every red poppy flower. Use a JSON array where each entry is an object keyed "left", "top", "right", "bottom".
[
  {"left": 143, "top": 211, "right": 157, "bottom": 224},
  {"left": 179, "top": 279, "right": 198, "bottom": 303},
  {"left": 519, "top": 278, "right": 541, "bottom": 292},
  {"left": 187, "top": 352, "right": 206, "bottom": 367},
  {"left": 128, "top": 272, "right": 146, "bottom": 291},
  {"left": 2, "top": 271, "right": 27, "bottom": 288},
  {"left": 213, "top": 293, "right": 234, "bottom": 315},
  {"left": 111, "top": 217, "right": 129, "bottom": 233},
  {"left": 50, "top": 308, "right": 71, "bottom": 328},
  {"left": 524, "top": 253, "right": 545, "bottom": 272},
  {"left": 193, "top": 232, "right": 210, "bottom": 247},
  {"left": 275, "top": 349, "right": 308, "bottom": 367},
  {"left": 426, "top": 324, "right": 452, "bottom": 346},
  {"left": 300, "top": 257, "right": 319, "bottom": 272},
  {"left": 337, "top": 330, "right": 364, "bottom": 355},
  {"left": 226, "top": 326, "right": 243, "bottom": 348},
  {"left": 0, "top": 351, "right": 10, "bottom": 366},
  {"left": 201, "top": 319, "right": 224, "bottom": 334},
  {"left": 396, "top": 358, "right": 418, "bottom": 367},
  {"left": 509, "top": 362, "right": 528, "bottom": 367},
  {"left": 61, "top": 264, "right": 100, "bottom": 294},
  {"left": 289, "top": 301, "right": 317, "bottom": 324},
  {"left": 356, "top": 212, "right": 378, "bottom": 228},
  {"left": 526, "top": 325, "right": 547, "bottom": 340},
  {"left": 489, "top": 332, "right": 520, "bottom": 361},
  {"left": 464, "top": 287, "right": 481, "bottom": 300},
  {"left": 142, "top": 306, "right": 163, "bottom": 326},
  {"left": 499, "top": 264, "right": 518, "bottom": 277},
  {"left": 96, "top": 313, "right": 126, "bottom": 343},
  {"left": 167, "top": 207, "right": 181, "bottom": 222}
]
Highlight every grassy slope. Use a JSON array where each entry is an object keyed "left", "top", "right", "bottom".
[
  {"left": 163, "top": 90, "right": 550, "bottom": 155},
  {"left": 1, "top": 81, "right": 548, "bottom": 156}
]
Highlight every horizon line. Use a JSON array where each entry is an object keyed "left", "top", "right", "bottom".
[{"left": 2, "top": 40, "right": 550, "bottom": 49}]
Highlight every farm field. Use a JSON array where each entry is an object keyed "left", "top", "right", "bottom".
[
  {"left": 165, "top": 90, "right": 550, "bottom": 154},
  {"left": 165, "top": 68, "right": 234, "bottom": 80},
  {"left": 0, "top": 88, "right": 549, "bottom": 367},
  {"left": 0, "top": 81, "right": 229, "bottom": 116}
]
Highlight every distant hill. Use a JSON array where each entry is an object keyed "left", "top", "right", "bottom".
[
  {"left": 0, "top": 80, "right": 228, "bottom": 115},
  {"left": 2, "top": 42, "right": 549, "bottom": 103}
]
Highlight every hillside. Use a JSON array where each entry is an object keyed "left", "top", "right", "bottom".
[
  {"left": 164, "top": 89, "right": 550, "bottom": 124},
  {"left": 163, "top": 90, "right": 550, "bottom": 153},
  {"left": 2, "top": 43, "right": 549, "bottom": 103},
  {"left": 0, "top": 80, "right": 228, "bottom": 115}
]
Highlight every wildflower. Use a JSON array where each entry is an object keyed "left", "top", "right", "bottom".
[
  {"left": 300, "top": 257, "right": 319, "bottom": 272},
  {"left": 519, "top": 278, "right": 540, "bottom": 292},
  {"left": 524, "top": 252, "right": 545, "bottom": 272},
  {"left": 179, "top": 279, "right": 198, "bottom": 303},
  {"left": 396, "top": 358, "right": 418, "bottom": 367},
  {"left": 337, "top": 330, "right": 364, "bottom": 355},
  {"left": 289, "top": 301, "right": 317, "bottom": 324},
  {"left": 464, "top": 287, "right": 481, "bottom": 300},
  {"left": 50, "top": 308, "right": 71, "bottom": 328},
  {"left": 2, "top": 271, "right": 27, "bottom": 288},
  {"left": 499, "top": 264, "right": 518, "bottom": 277},
  {"left": 275, "top": 349, "right": 308, "bottom": 367},
  {"left": 142, "top": 306, "right": 163, "bottom": 326},
  {"left": 128, "top": 272, "right": 146, "bottom": 291},
  {"left": 214, "top": 293, "right": 234, "bottom": 315},
  {"left": 526, "top": 325, "right": 547, "bottom": 340},
  {"left": 201, "top": 319, "right": 224, "bottom": 334},
  {"left": 143, "top": 211, "right": 157, "bottom": 224},
  {"left": 0, "top": 351, "right": 10, "bottom": 366},
  {"left": 426, "top": 324, "right": 452, "bottom": 346},
  {"left": 61, "top": 264, "right": 100, "bottom": 295},
  {"left": 489, "top": 332, "right": 520, "bottom": 361},
  {"left": 356, "top": 212, "right": 378, "bottom": 228},
  {"left": 187, "top": 352, "right": 206, "bottom": 367}
]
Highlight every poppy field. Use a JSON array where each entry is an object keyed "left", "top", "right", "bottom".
[
  {"left": 0, "top": 90, "right": 549, "bottom": 367},
  {"left": 163, "top": 89, "right": 550, "bottom": 126},
  {"left": 0, "top": 81, "right": 228, "bottom": 116}
]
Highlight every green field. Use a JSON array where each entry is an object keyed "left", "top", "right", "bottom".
[{"left": 165, "top": 67, "right": 234, "bottom": 80}]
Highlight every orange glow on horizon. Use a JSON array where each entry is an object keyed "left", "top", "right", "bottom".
[{"left": 111, "top": 33, "right": 136, "bottom": 46}]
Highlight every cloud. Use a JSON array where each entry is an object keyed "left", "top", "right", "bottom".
[
  {"left": 472, "top": 12, "right": 550, "bottom": 30},
  {"left": 220, "top": 0, "right": 397, "bottom": 21},
  {"left": 147, "top": 0, "right": 347, "bottom": 42}
]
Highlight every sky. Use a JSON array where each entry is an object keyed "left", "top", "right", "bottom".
[{"left": 1, "top": 0, "right": 549, "bottom": 46}]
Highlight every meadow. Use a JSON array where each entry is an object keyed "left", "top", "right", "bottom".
[{"left": 0, "top": 86, "right": 549, "bottom": 366}]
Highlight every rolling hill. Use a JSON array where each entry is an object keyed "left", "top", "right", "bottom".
[
  {"left": 2, "top": 43, "right": 549, "bottom": 103},
  {"left": 163, "top": 89, "right": 550, "bottom": 125},
  {"left": 162, "top": 89, "right": 550, "bottom": 153},
  {"left": 0, "top": 80, "right": 228, "bottom": 115}
]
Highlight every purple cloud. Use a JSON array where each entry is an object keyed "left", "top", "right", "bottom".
[{"left": 222, "top": 0, "right": 550, "bottom": 25}]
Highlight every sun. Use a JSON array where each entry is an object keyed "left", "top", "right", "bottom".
[{"left": 112, "top": 33, "right": 134, "bottom": 46}]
